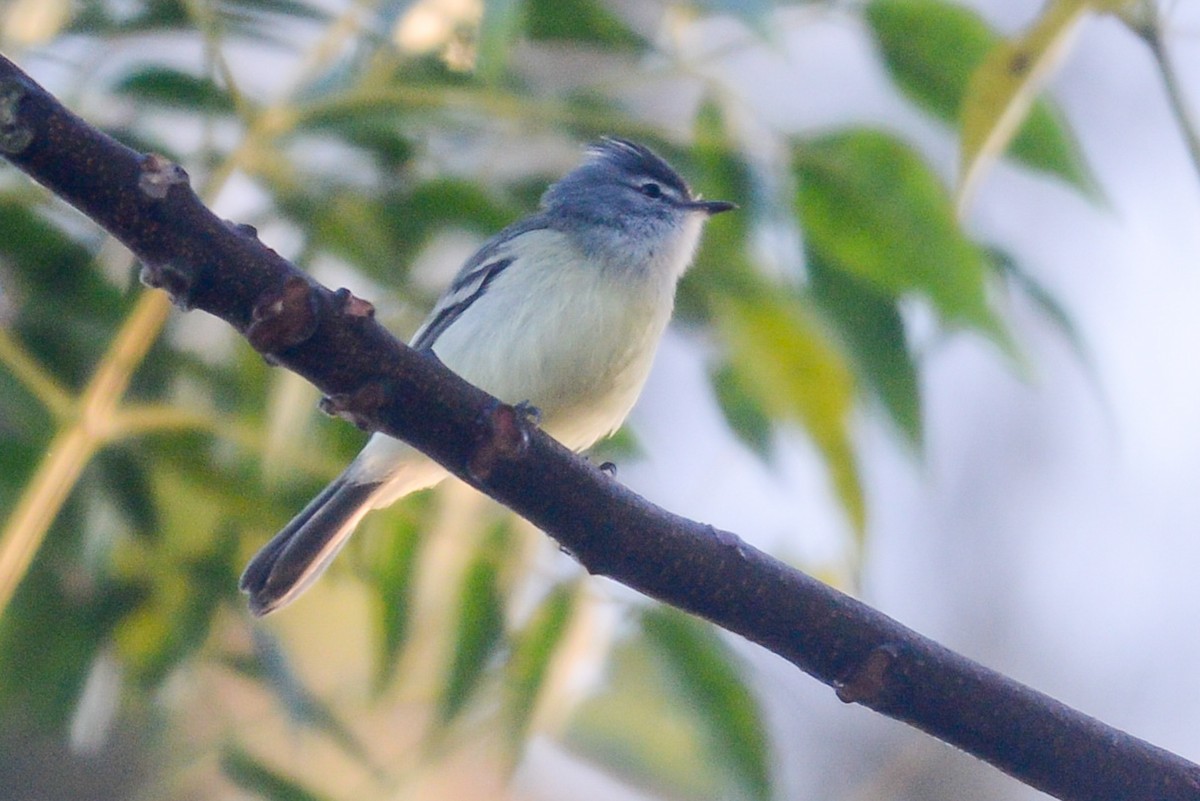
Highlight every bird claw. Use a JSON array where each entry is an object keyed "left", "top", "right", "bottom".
[{"left": 514, "top": 400, "right": 541, "bottom": 425}]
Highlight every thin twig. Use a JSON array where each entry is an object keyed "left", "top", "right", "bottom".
[
  {"left": 0, "top": 290, "right": 168, "bottom": 616},
  {"left": 0, "top": 425, "right": 97, "bottom": 613},
  {"left": 0, "top": 326, "right": 73, "bottom": 418},
  {"left": 1129, "top": 2, "right": 1200, "bottom": 182}
]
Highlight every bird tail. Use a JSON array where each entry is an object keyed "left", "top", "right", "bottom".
[
  {"left": 239, "top": 470, "right": 386, "bottom": 616},
  {"left": 243, "top": 445, "right": 451, "bottom": 615},
  {"left": 242, "top": 434, "right": 448, "bottom": 616}
]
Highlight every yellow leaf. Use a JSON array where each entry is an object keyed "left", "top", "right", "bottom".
[
  {"left": 957, "top": 0, "right": 1095, "bottom": 213},
  {"left": 1096, "top": 0, "right": 1142, "bottom": 13},
  {"left": 713, "top": 290, "right": 865, "bottom": 535}
]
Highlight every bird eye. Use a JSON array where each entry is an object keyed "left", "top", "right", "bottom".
[{"left": 639, "top": 182, "right": 663, "bottom": 199}]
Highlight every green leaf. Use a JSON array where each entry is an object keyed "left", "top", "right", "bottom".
[
  {"left": 67, "top": 2, "right": 190, "bottom": 35},
  {"left": 987, "top": 246, "right": 1095, "bottom": 380},
  {"left": 678, "top": 98, "right": 758, "bottom": 321},
  {"left": 0, "top": 503, "right": 144, "bottom": 729},
  {"left": 69, "top": 0, "right": 326, "bottom": 40},
  {"left": 93, "top": 446, "right": 160, "bottom": 540},
  {"left": 227, "top": 0, "right": 330, "bottom": 21},
  {"left": 865, "top": 0, "right": 1095, "bottom": 197},
  {"left": 438, "top": 523, "right": 510, "bottom": 725},
  {"left": 641, "top": 607, "right": 772, "bottom": 801},
  {"left": 502, "top": 583, "right": 576, "bottom": 758},
  {"left": 692, "top": 0, "right": 775, "bottom": 31},
  {"left": 565, "top": 631, "right": 733, "bottom": 798},
  {"left": 277, "top": 180, "right": 514, "bottom": 287},
  {"left": 383, "top": 180, "right": 517, "bottom": 264},
  {"left": 281, "top": 192, "right": 398, "bottom": 282},
  {"left": 712, "top": 283, "right": 864, "bottom": 532},
  {"left": 691, "top": 99, "right": 755, "bottom": 247},
  {"left": 295, "top": 104, "right": 415, "bottom": 171},
  {"left": 221, "top": 745, "right": 334, "bottom": 801},
  {"left": 585, "top": 423, "right": 642, "bottom": 466},
  {"left": 250, "top": 629, "right": 374, "bottom": 766},
  {"left": 794, "top": 130, "right": 1004, "bottom": 341},
  {"left": 0, "top": 365, "right": 56, "bottom": 455},
  {"left": 219, "top": 0, "right": 332, "bottom": 44},
  {"left": 371, "top": 501, "right": 428, "bottom": 692},
  {"left": 1006, "top": 99, "right": 1094, "bottom": 196},
  {"left": 866, "top": 0, "right": 986, "bottom": 122},
  {"left": 111, "top": 67, "right": 235, "bottom": 113},
  {"left": 476, "top": 0, "right": 525, "bottom": 83},
  {"left": 139, "top": 431, "right": 300, "bottom": 532},
  {"left": 710, "top": 362, "right": 774, "bottom": 460},
  {"left": 0, "top": 200, "right": 126, "bottom": 388},
  {"left": 807, "top": 250, "right": 922, "bottom": 448},
  {"left": 125, "top": 528, "right": 238, "bottom": 686},
  {"left": 526, "top": 0, "right": 643, "bottom": 47}
]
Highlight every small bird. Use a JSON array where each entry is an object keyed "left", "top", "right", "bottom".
[{"left": 240, "top": 138, "right": 735, "bottom": 615}]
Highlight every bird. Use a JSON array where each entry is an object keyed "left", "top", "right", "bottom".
[{"left": 240, "top": 137, "right": 735, "bottom": 615}]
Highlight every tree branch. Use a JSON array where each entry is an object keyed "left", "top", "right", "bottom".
[{"left": 0, "top": 53, "right": 1196, "bottom": 801}]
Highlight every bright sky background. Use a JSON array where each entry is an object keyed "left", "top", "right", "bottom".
[{"left": 606, "top": 3, "right": 1200, "bottom": 799}]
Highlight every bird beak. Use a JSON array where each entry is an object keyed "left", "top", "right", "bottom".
[{"left": 686, "top": 199, "right": 737, "bottom": 215}]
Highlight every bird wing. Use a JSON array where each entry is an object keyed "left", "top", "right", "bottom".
[{"left": 409, "top": 216, "right": 551, "bottom": 351}]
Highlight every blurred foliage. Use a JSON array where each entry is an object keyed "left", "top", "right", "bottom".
[
  {"left": 0, "top": 0, "right": 1173, "bottom": 798},
  {"left": 566, "top": 606, "right": 770, "bottom": 801},
  {"left": 866, "top": 0, "right": 1097, "bottom": 200}
]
